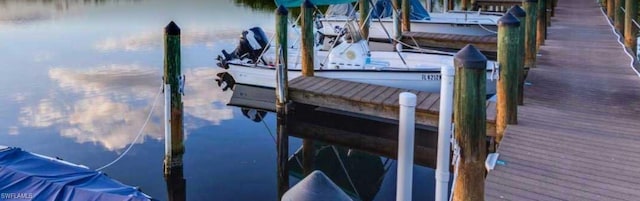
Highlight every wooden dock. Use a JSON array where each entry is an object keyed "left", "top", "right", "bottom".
[
  {"left": 485, "top": 0, "right": 640, "bottom": 199},
  {"left": 287, "top": 76, "right": 498, "bottom": 137}
]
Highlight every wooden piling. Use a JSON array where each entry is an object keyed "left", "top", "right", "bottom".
[
  {"left": 359, "top": 0, "right": 370, "bottom": 39},
  {"left": 624, "top": 0, "right": 637, "bottom": 56},
  {"left": 276, "top": 111, "right": 289, "bottom": 199},
  {"left": 607, "top": 0, "right": 615, "bottom": 20},
  {"left": 301, "top": 0, "right": 314, "bottom": 77},
  {"left": 393, "top": 0, "right": 402, "bottom": 40},
  {"left": 164, "top": 156, "right": 186, "bottom": 201},
  {"left": 524, "top": 0, "right": 538, "bottom": 70},
  {"left": 614, "top": 0, "right": 624, "bottom": 32},
  {"left": 302, "top": 139, "right": 315, "bottom": 175},
  {"left": 453, "top": 45, "right": 487, "bottom": 201},
  {"left": 496, "top": 13, "right": 520, "bottom": 143},
  {"left": 546, "top": 0, "right": 551, "bottom": 27},
  {"left": 508, "top": 6, "right": 526, "bottom": 106},
  {"left": 536, "top": 0, "right": 546, "bottom": 49},
  {"left": 163, "top": 21, "right": 184, "bottom": 175},
  {"left": 402, "top": 0, "right": 411, "bottom": 32},
  {"left": 276, "top": 5, "right": 289, "bottom": 108},
  {"left": 462, "top": 0, "right": 469, "bottom": 10}
]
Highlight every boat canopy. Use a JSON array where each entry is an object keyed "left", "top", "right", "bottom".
[
  {"left": 0, "top": 147, "right": 153, "bottom": 201},
  {"left": 371, "top": 0, "right": 431, "bottom": 20},
  {"left": 275, "top": 0, "right": 356, "bottom": 7},
  {"left": 325, "top": 3, "right": 356, "bottom": 18}
]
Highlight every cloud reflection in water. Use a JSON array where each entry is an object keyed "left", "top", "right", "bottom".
[{"left": 18, "top": 64, "right": 232, "bottom": 151}]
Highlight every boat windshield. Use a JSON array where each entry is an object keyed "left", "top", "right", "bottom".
[
  {"left": 325, "top": 3, "right": 356, "bottom": 18},
  {"left": 343, "top": 22, "right": 364, "bottom": 43}
]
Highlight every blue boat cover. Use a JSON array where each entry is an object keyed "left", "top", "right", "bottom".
[
  {"left": 0, "top": 147, "right": 152, "bottom": 201},
  {"left": 371, "top": 0, "right": 431, "bottom": 20},
  {"left": 275, "top": 0, "right": 356, "bottom": 7}
]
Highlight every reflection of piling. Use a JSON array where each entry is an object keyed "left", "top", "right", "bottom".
[
  {"left": 508, "top": 6, "right": 526, "bottom": 106},
  {"left": 164, "top": 157, "right": 186, "bottom": 201},
  {"left": 396, "top": 92, "right": 416, "bottom": 201},
  {"left": 359, "top": 0, "right": 370, "bottom": 39},
  {"left": 275, "top": 5, "right": 290, "bottom": 199},
  {"left": 452, "top": 45, "right": 487, "bottom": 201},
  {"left": 302, "top": 139, "right": 315, "bottom": 175},
  {"left": 301, "top": 0, "right": 314, "bottom": 77},
  {"left": 164, "top": 21, "right": 184, "bottom": 175},
  {"left": 496, "top": 13, "right": 520, "bottom": 143}
]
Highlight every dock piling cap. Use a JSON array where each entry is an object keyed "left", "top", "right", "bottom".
[
  {"left": 507, "top": 5, "right": 526, "bottom": 18},
  {"left": 498, "top": 13, "right": 520, "bottom": 27},
  {"left": 276, "top": 5, "right": 289, "bottom": 15},
  {"left": 281, "top": 170, "right": 353, "bottom": 201},
  {"left": 165, "top": 21, "right": 180, "bottom": 35},
  {"left": 454, "top": 44, "right": 488, "bottom": 69},
  {"left": 399, "top": 92, "right": 417, "bottom": 107},
  {"left": 303, "top": 0, "right": 315, "bottom": 8}
]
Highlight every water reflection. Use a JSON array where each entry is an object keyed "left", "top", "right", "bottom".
[
  {"left": 94, "top": 30, "right": 239, "bottom": 52},
  {"left": 17, "top": 65, "right": 233, "bottom": 151}
]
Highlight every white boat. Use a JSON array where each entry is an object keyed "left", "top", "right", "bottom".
[
  {"left": 216, "top": 25, "right": 497, "bottom": 94},
  {"left": 319, "top": 0, "right": 500, "bottom": 40}
]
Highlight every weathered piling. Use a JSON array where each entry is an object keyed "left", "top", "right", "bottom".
[
  {"left": 453, "top": 45, "right": 487, "bottom": 201},
  {"left": 536, "top": 0, "right": 546, "bottom": 49},
  {"left": 615, "top": 0, "right": 624, "bottom": 32},
  {"left": 546, "top": 0, "right": 552, "bottom": 27},
  {"left": 607, "top": 0, "right": 615, "bottom": 19},
  {"left": 523, "top": 0, "right": 538, "bottom": 69},
  {"left": 461, "top": 0, "right": 469, "bottom": 10},
  {"left": 277, "top": 111, "right": 289, "bottom": 199},
  {"left": 164, "top": 155, "right": 186, "bottom": 201},
  {"left": 496, "top": 13, "right": 520, "bottom": 143},
  {"left": 393, "top": 0, "right": 402, "bottom": 40},
  {"left": 508, "top": 6, "right": 526, "bottom": 105},
  {"left": 359, "top": 0, "right": 370, "bottom": 39},
  {"left": 402, "top": 0, "right": 411, "bottom": 32},
  {"left": 301, "top": 0, "right": 314, "bottom": 77},
  {"left": 276, "top": 5, "right": 289, "bottom": 110},
  {"left": 164, "top": 21, "right": 184, "bottom": 175},
  {"left": 302, "top": 139, "right": 315, "bottom": 175},
  {"left": 624, "top": 0, "right": 638, "bottom": 56}
]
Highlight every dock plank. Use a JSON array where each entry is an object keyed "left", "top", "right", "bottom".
[{"left": 485, "top": 0, "right": 640, "bottom": 200}]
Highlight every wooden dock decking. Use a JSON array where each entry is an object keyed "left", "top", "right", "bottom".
[
  {"left": 485, "top": 0, "right": 640, "bottom": 200},
  {"left": 287, "top": 76, "right": 498, "bottom": 137}
]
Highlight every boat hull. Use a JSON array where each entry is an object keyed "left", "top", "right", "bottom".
[{"left": 226, "top": 64, "right": 497, "bottom": 95}]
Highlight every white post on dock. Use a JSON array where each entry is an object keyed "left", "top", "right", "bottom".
[
  {"left": 397, "top": 92, "right": 416, "bottom": 201},
  {"left": 435, "top": 65, "right": 455, "bottom": 201},
  {"left": 164, "top": 84, "right": 172, "bottom": 156}
]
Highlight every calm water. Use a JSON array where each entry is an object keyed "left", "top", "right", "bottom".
[{"left": 0, "top": 0, "right": 438, "bottom": 200}]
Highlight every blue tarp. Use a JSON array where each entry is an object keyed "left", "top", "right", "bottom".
[
  {"left": 371, "top": 0, "right": 431, "bottom": 20},
  {"left": 0, "top": 147, "right": 152, "bottom": 201},
  {"left": 275, "top": 0, "right": 356, "bottom": 7}
]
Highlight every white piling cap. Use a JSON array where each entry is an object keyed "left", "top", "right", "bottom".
[
  {"left": 399, "top": 92, "right": 417, "bottom": 107},
  {"left": 441, "top": 65, "right": 455, "bottom": 76}
]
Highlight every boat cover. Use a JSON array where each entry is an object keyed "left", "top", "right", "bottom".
[
  {"left": 275, "top": 0, "right": 356, "bottom": 7},
  {"left": 0, "top": 147, "right": 153, "bottom": 201},
  {"left": 371, "top": 0, "right": 430, "bottom": 20}
]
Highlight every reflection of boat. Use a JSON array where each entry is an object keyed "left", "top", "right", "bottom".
[
  {"left": 287, "top": 144, "right": 387, "bottom": 201},
  {"left": 0, "top": 146, "right": 153, "bottom": 201},
  {"left": 216, "top": 25, "right": 498, "bottom": 94},
  {"left": 319, "top": 0, "right": 500, "bottom": 40}
]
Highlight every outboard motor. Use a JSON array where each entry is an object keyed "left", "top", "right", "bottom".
[{"left": 217, "top": 27, "right": 270, "bottom": 69}]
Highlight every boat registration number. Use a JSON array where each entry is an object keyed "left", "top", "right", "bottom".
[{"left": 421, "top": 74, "right": 441, "bottom": 81}]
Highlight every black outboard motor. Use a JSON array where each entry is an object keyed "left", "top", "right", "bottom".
[{"left": 217, "top": 27, "right": 270, "bottom": 69}]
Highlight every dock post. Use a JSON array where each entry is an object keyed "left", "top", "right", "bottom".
[
  {"left": 393, "top": 0, "right": 402, "bottom": 41},
  {"left": 536, "top": 0, "right": 546, "bottom": 50},
  {"left": 301, "top": 0, "right": 314, "bottom": 77},
  {"left": 302, "top": 139, "right": 315, "bottom": 175},
  {"left": 624, "top": 0, "right": 638, "bottom": 56},
  {"left": 523, "top": 0, "right": 538, "bottom": 70},
  {"left": 435, "top": 66, "right": 455, "bottom": 201},
  {"left": 496, "top": 13, "right": 520, "bottom": 143},
  {"left": 402, "top": 0, "right": 411, "bottom": 32},
  {"left": 607, "top": 0, "right": 615, "bottom": 20},
  {"left": 277, "top": 111, "right": 289, "bottom": 199},
  {"left": 546, "top": 0, "right": 551, "bottom": 27},
  {"left": 615, "top": 0, "right": 624, "bottom": 32},
  {"left": 164, "top": 152, "right": 186, "bottom": 201},
  {"left": 396, "top": 92, "right": 416, "bottom": 201},
  {"left": 452, "top": 45, "right": 487, "bottom": 201},
  {"left": 508, "top": 6, "right": 526, "bottom": 106},
  {"left": 163, "top": 21, "right": 184, "bottom": 176},
  {"left": 461, "top": 0, "right": 469, "bottom": 10},
  {"left": 359, "top": 0, "right": 370, "bottom": 39},
  {"left": 276, "top": 5, "right": 289, "bottom": 110}
]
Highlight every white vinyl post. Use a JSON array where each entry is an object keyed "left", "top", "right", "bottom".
[
  {"left": 397, "top": 92, "right": 417, "bottom": 201},
  {"left": 435, "top": 65, "right": 455, "bottom": 201},
  {"left": 443, "top": 0, "right": 449, "bottom": 12},
  {"left": 164, "top": 84, "right": 172, "bottom": 156}
]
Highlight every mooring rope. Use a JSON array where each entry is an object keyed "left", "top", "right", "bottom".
[
  {"left": 95, "top": 82, "right": 164, "bottom": 171},
  {"left": 448, "top": 124, "right": 460, "bottom": 201}
]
